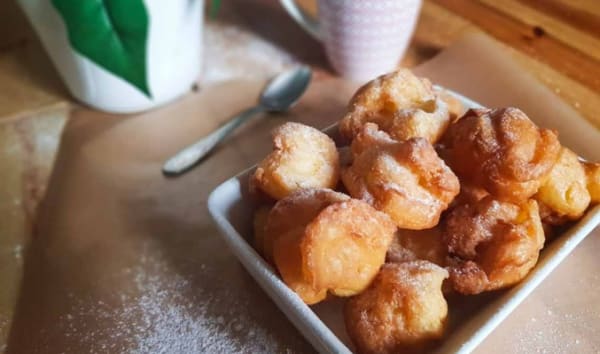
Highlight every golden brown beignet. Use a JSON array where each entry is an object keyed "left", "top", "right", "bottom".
[
  {"left": 443, "top": 196, "right": 545, "bottom": 294},
  {"left": 583, "top": 161, "right": 600, "bottom": 203},
  {"left": 299, "top": 199, "right": 396, "bottom": 298},
  {"left": 263, "top": 189, "right": 348, "bottom": 264},
  {"left": 449, "top": 183, "right": 489, "bottom": 210},
  {"left": 345, "top": 261, "right": 448, "bottom": 354},
  {"left": 535, "top": 147, "right": 590, "bottom": 225},
  {"left": 386, "top": 226, "right": 447, "bottom": 267},
  {"left": 265, "top": 189, "right": 396, "bottom": 304},
  {"left": 250, "top": 122, "right": 339, "bottom": 200},
  {"left": 252, "top": 205, "right": 272, "bottom": 256},
  {"left": 349, "top": 122, "right": 397, "bottom": 157},
  {"left": 339, "top": 69, "right": 450, "bottom": 144},
  {"left": 441, "top": 107, "right": 561, "bottom": 203},
  {"left": 435, "top": 87, "right": 466, "bottom": 122},
  {"left": 342, "top": 128, "right": 460, "bottom": 229}
]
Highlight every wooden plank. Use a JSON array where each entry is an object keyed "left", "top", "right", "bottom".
[
  {"left": 414, "top": 2, "right": 600, "bottom": 128},
  {"left": 432, "top": 0, "right": 600, "bottom": 93},
  {"left": 520, "top": 0, "right": 600, "bottom": 38},
  {"left": 403, "top": 1, "right": 475, "bottom": 67},
  {"left": 480, "top": 0, "right": 600, "bottom": 63},
  {"left": 566, "top": 0, "right": 600, "bottom": 15},
  {"left": 504, "top": 44, "right": 600, "bottom": 129}
]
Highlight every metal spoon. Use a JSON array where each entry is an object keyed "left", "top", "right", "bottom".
[{"left": 162, "top": 66, "right": 312, "bottom": 175}]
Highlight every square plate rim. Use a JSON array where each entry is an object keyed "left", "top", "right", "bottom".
[{"left": 207, "top": 87, "right": 600, "bottom": 354}]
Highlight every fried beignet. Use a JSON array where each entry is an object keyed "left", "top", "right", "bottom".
[
  {"left": 583, "top": 161, "right": 600, "bottom": 203},
  {"left": 252, "top": 205, "right": 272, "bottom": 256},
  {"left": 338, "top": 146, "right": 353, "bottom": 168},
  {"left": 300, "top": 199, "right": 396, "bottom": 297},
  {"left": 339, "top": 69, "right": 450, "bottom": 144},
  {"left": 386, "top": 99, "right": 450, "bottom": 143},
  {"left": 535, "top": 147, "right": 590, "bottom": 224},
  {"left": 342, "top": 134, "right": 460, "bottom": 229},
  {"left": 250, "top": 122, "right": 340, "bottom": 200},
  {"left": 265, "top": 189, "right": 349, "bottom": 303},
  {"left": 266, "top": 189, "right": 396, "bottom": 304},
  {"left": 350, "top": 122, "right": 397, "bottom": 157},
  {"left": 537, "top": 201, "right": 571, "bottom": 230},
  {"left": 345, "top": 262, "right": 448, "bottom": 354},
  {"left": 450, "top": 183, "right": 489, "bottom": 209},
  {"left": 441, "top": 108, "right": 561, "bottom": 202},
  {"left": 435, "top": 88, "right": 466, "bottom": 122},
  {"left": 386, "top": 227, "right": 447, "bottom": 267},
  {"left": 263, "top": 189, "right": 348, "bottom": 264},
  {"left": 443, "top": 196, "right": 545, "bottom": 294}
]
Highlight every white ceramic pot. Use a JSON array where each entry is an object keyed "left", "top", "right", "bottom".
[{"left": 18, "top": 0, "right": 204, "bottom": 113}]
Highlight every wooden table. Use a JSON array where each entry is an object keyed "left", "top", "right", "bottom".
[
  {"left": 0, "top": 0, "right": 599, "bottom": 352},
  {"left": 297, "top": 0, "right": 600, "bottom": 128}
]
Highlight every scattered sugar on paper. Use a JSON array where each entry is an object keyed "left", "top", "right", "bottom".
[
  {"left": 513, "top": 309, "right": 592, "bottom": 353},
  {"left": 0, "top": 314, "right": 8, "bottom": 352},
  {"left": 58, "top": 248, "right": 289, "bottom": 353},
  {"left": 12, "top": 244, "right": 23, "bottom": 260},
  {"left": 202, "top": 21, "right": 296, "bottom": 84}
]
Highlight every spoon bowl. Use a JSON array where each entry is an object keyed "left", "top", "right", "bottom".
[
  {"left": 260, "top": 66, "right": 312, "bottom": 111},
  {"left": 162, "top": 66, "right": 312, "bottom": 175}
]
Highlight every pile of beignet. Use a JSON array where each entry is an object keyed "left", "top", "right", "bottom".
[{"left": 249, "top": 69, "right": 600, "bottom": 354}]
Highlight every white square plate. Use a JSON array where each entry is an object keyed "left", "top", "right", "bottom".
[{"left": 207, "top": 90, "right": 600, "bottom": 353}]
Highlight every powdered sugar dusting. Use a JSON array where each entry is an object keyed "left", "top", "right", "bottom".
[
  {"left": 130, "top": 262, "right": 238, "bottom": 354},
  {"left": 203, "top": 21, "right": 296, "bottom": 84},
  {"left": 57, "top": 245, "right": 297, "bottom": 353},
  {"left": 0, "top": 315, "right": 7, "bottom": 353},
  {"left": 512, "top": 310, "right": 591, "bottom": 353}
]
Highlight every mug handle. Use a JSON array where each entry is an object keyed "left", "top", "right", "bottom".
[{"left": 279, "top": 0, "right": 322, "bottom": 41}]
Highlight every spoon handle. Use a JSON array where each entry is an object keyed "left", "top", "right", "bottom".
[{"left": 162, "top": 105, "right": 264, "bottom": 175}]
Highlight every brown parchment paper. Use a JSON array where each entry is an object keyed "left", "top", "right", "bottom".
[{"left": 7, "top": 33, "right": 600, "bottom": 353}]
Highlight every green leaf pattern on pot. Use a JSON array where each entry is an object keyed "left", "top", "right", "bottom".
[{"left": 52, "top": 0, "right": 152, "bottom": 97}]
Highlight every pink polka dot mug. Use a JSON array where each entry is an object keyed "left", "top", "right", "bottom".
[{"left": 280, "top": 0, "right": 422, "bottom": 81}]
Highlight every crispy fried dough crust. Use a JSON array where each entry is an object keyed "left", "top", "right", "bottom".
[
  {"left": 535, "top": 147, "right": 590, "bottom": 224},
  {"left": 340, "top": 69, "right": 450, "bottom": 144},
  {"left": 343, "top": 128, "right": 459, "bottom": 229},
  {"left": 345, "top": 262, "right": 448, "bottom": 354},
  {"left": 250, "top": 122, "right": 339, "bottom": 200},
  {"left": 441, "top": 107, "right": 561, "bottom": 202},
  {"left": 265, "top": 189, "right": 396, "bottom": 304},
  {"left": 443, "top": 197, "right": 545, "bottom": 294}
]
